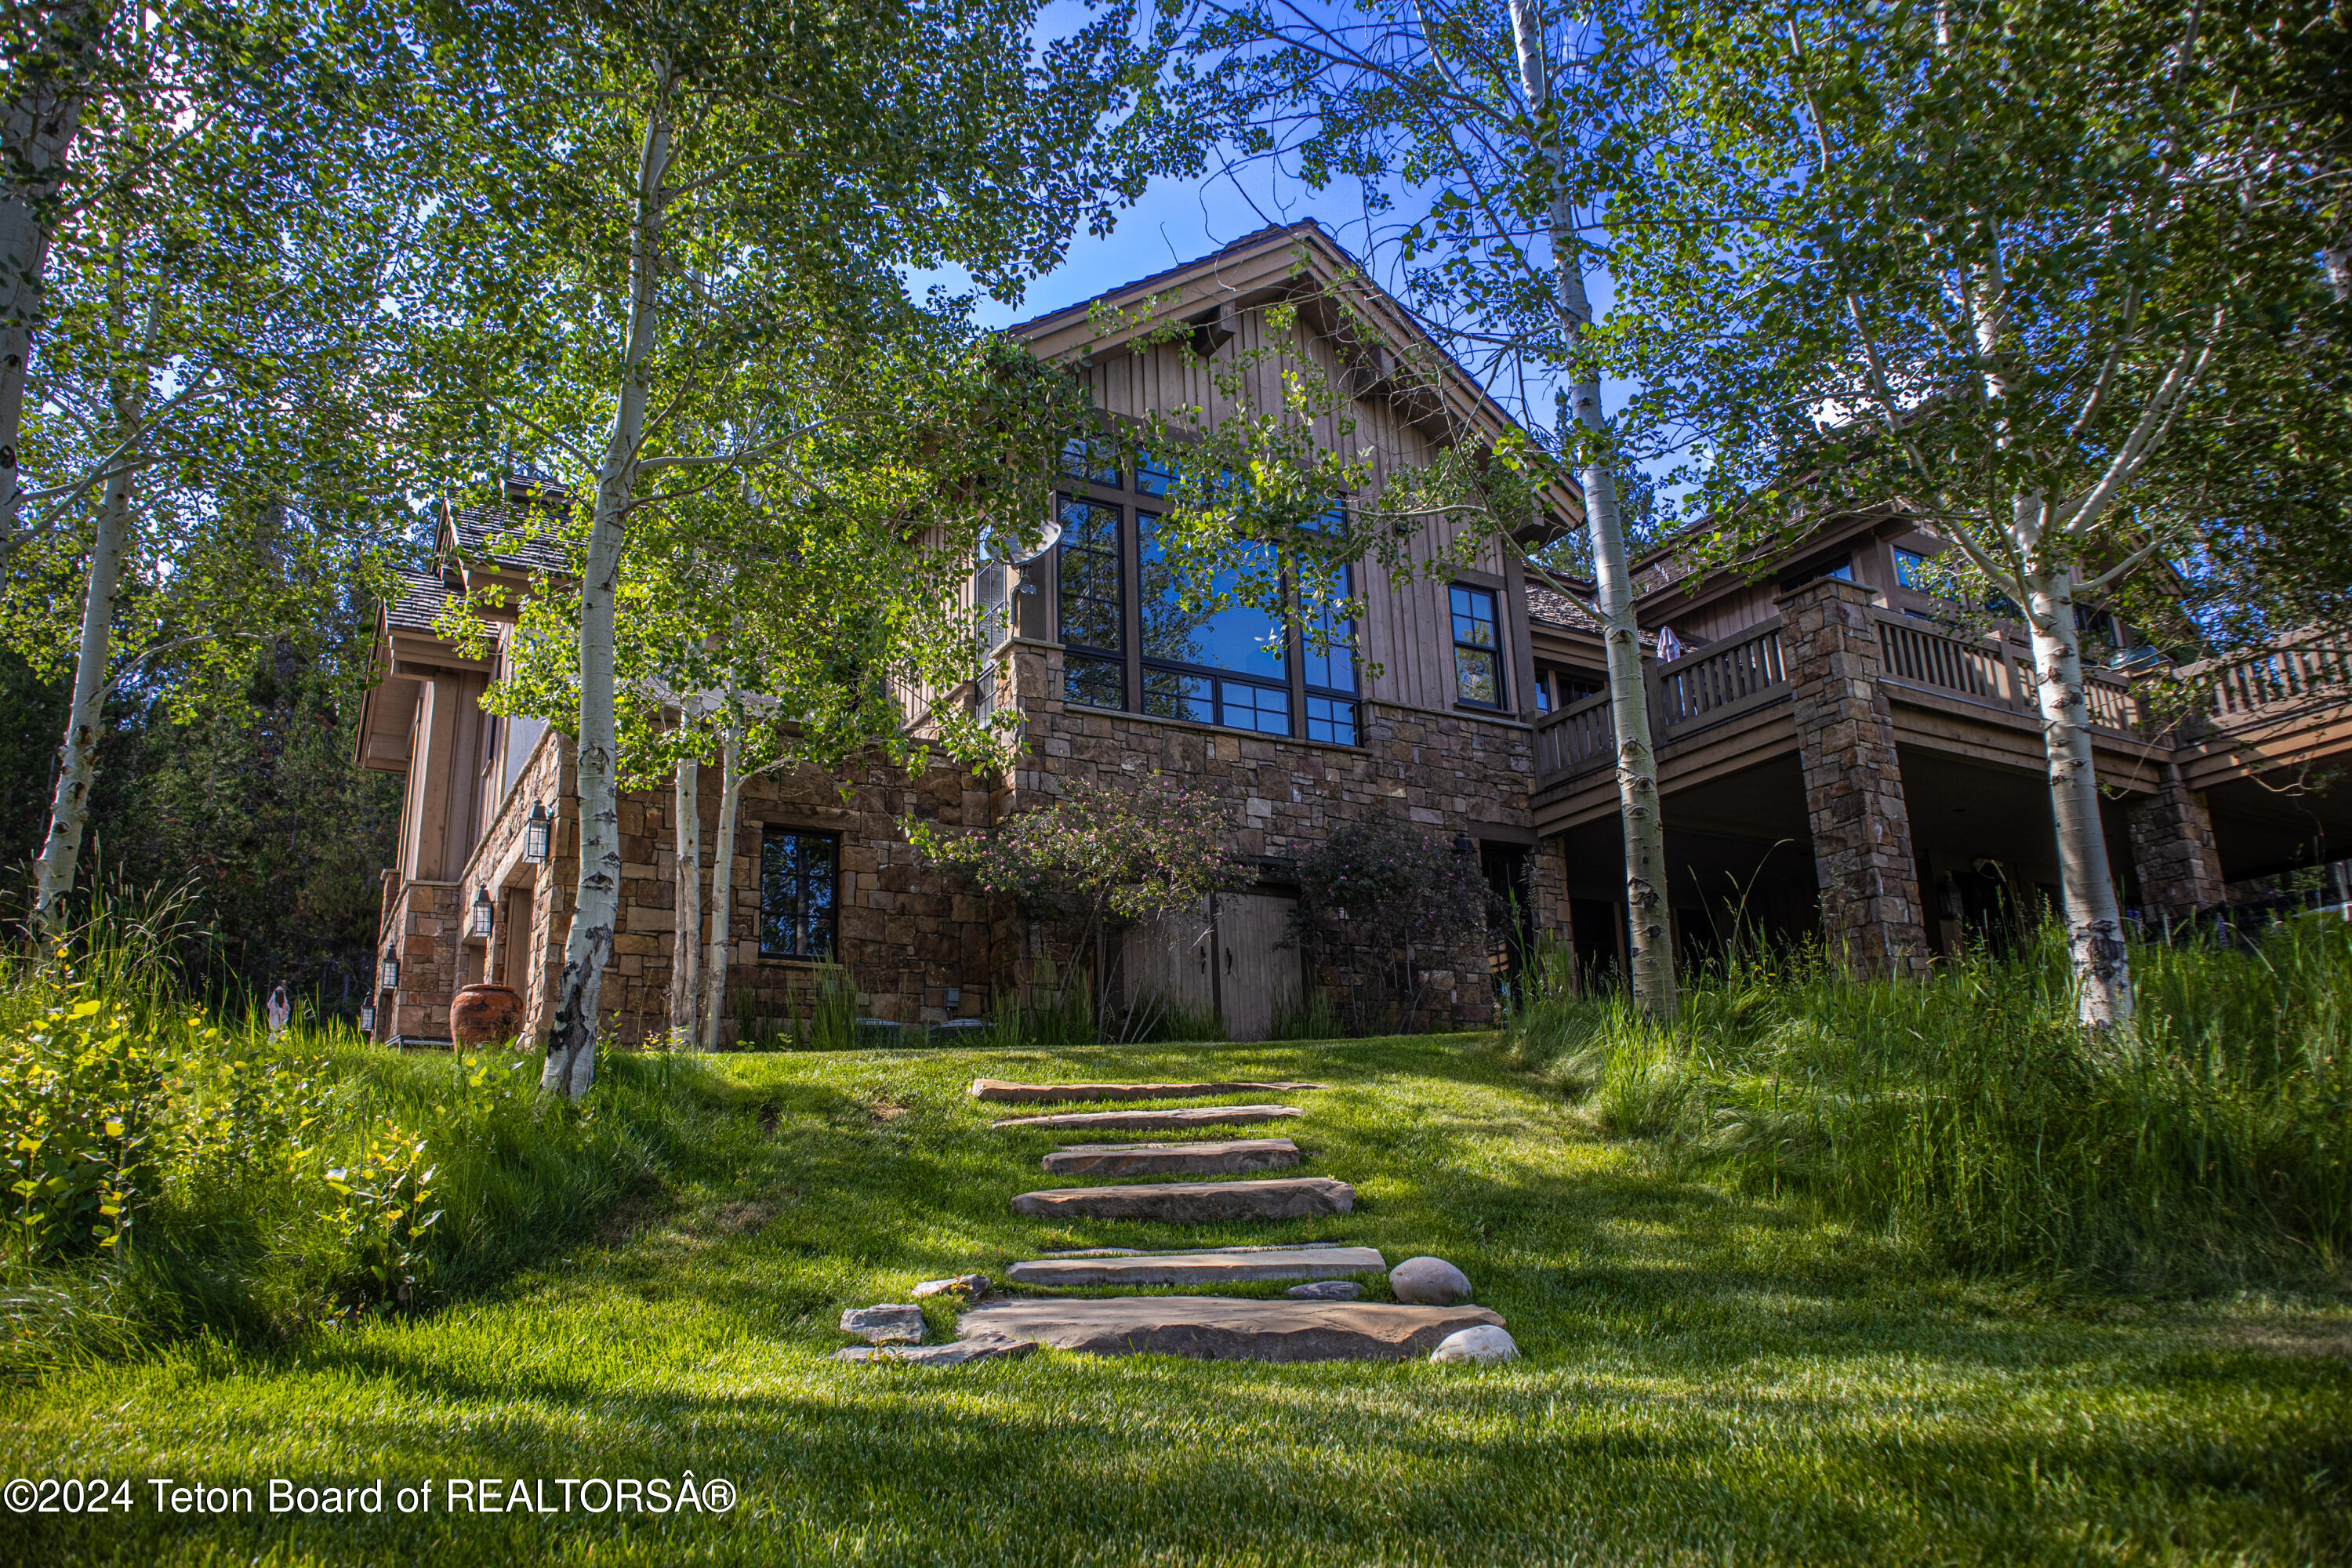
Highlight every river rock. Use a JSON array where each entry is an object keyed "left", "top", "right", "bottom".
[
  {"left": 839, "top": 1304, "right": 925, "bottom": 1344},
  {"left": 1429, "top": 1326, "right": 1519, "bottom": 1365},
  {"left": 1388, "top": 1256, "right": 1472, "bottom": 1305}
]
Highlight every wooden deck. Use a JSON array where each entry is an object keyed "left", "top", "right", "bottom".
[{"left": 1534, "top": 613, "right": 2352, "bottom": 837}]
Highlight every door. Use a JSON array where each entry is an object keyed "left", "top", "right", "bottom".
[
  {"left": 1214, "top": 892, "right": 1302, "bottom": 1043},
  {"left": 1122, "top": 899, "right": 1216, "bottom": 1031}
]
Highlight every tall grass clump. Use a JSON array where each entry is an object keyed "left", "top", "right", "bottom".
[
  {"left": 1504, "top": 917, "right": 2352, "bottom": 1281},
  {"left": 1, "top": 890, "right": 732, "bottom": 1379}
]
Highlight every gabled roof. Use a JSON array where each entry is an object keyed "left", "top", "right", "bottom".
[
  {"left": 1009, "top": 220, "right": 1583, "bottom": 528},
  {"left": 438, "top": 492, "right": 573, "bottom": 577},
  {"left": 384, "top": 568, "right": 457, "bottom": 633}
]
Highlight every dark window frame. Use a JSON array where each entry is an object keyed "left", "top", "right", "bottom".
[
  {"left": 1055, "top": 490, "right": 1127, "bottom": 711},
  {"left": 1450, "top": 583, "right": 1506, "bottom": 710},
  {"left": 758, "top": 828, "right": 840, "bottom": 962}
]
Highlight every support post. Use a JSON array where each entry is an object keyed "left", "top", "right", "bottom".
[{"left": 2126, "top": 763, "right": 2226, "bottom": 923}]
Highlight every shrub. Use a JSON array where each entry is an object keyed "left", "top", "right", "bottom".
[{"left": 1295, "top": 821, "right": 1487, "bottom": 1033}]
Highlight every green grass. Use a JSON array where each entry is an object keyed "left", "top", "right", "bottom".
[{"left": 5, "top": 1034, "right": 2349, "bottom": 1566}]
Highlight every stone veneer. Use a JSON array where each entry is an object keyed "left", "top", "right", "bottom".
[
  {"left": 375, "top": 638, "right": 1563, "bottom": 1047},
  {"left": 2127, "top": 765, "right": 2227, "bottom": 923},
  {"left": 1777, "top": 578, "right": 1932, "bottom": 977}
]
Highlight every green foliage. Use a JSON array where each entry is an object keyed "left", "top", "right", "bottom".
[
  {"left": 1294, "top": 819, "right": 1488, "bottom": 1034},
  {"left": 1504, "top": 920, "right": 2352, "bottom": 1279},
  {"left": 1, "top": 989, "right": 164, "bottom": 1264}
]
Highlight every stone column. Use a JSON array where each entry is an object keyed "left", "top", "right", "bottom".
[
  {"left": 1776, "top": 577, "right": 1932, "bottom": 977},
  {"left": 2127, "top": 763, "right": 2226, "bottom": 923}
]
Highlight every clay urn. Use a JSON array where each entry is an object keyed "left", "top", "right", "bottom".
[{"left": 449, "top": 983, "right": 524, "bottom": 1047}]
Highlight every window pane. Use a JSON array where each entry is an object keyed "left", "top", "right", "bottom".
[
  {"left": 1057, "top": 497, "right": 1123, "bottom": 653},
  {"left": 1142, "top": 667, "right": 1212, "bottom": 723},
  {"left": 1301, "top": 562, "right": 1357, "bottom": 694},
  {"left": 1062, "top": 435, "right": 1121, "bottom": 488},
  {"left": 1305, "top": 694, "right": 1359, "bottom": 745},
  {"left": 1136, "top": 449, "right": 1178, "bottom": 498},
  {"left": 1456, "top": 646, "right": 1501, "bottom": 706},
  {"left": 1138, "top": 514, "right": 1286, "bottom": 677},
  {"left": 1064, "top": 653, "right": 1124, "bottom": 710},
  {"left": 760, "top": 831, "right": 837, "bottom": 960},
  {"left": 1450, "top": 584, "right": 1497, "bottom": 648},
  {"left": 1219, "top": 678, "right": 1290, "bottom": 734}
]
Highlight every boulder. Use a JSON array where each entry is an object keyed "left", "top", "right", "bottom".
[
  {"left": 910, "top": 1273, "right": 989, "bottom": 1300},
  {"left": 1388, "top": 1256, "right": 1472, "bottom": 1305},
  {"left": 838, "top": 1304, "right": 925, "bottom": 1344},
  {"left": 1041, "top": 1138, "right": 1301, "bottom": 1177},
  {"left": 956, "top": 1297, "right": 1504, "bottom": 1363},
  {"left": 1429, "top": 1326, "right": 1519, "bottom": 1365},
  {"left": 1006, "top": 1245, "right": 1384, "bottom": 1287},
  {"left": 1285, "top": 1280, "right": 1363, "bottom": 1301},
  {"left": 1010, "top": 1177, "right": 1352, "bottom": 1223}
]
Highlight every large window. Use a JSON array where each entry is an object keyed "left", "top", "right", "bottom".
[
  {"left": 1057, "top": 495, "right": 1125, "bottom": 710},
  {"left": 1138, "top": 514, "right": 1291, "bottom": 735},
  {"left": 1301, "top": 561, "right": 1359, "bottom": 744},
  {"left": 1450, "top": 584, "right": 1504, "bottom": 708},
  {"left": 759, "top": 830, "right": 838, "bottom": 960}
]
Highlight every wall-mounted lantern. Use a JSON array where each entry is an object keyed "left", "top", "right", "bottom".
[
  {"left": 379, "top": 942, "right": 401, "bottom": 992},
  {"left": 358, "top": 1004, "right": 375, "bottom": 1034},
  {"left": 470, "top": 885, "right": 495, "bottom": 939},
  {"left": 523, "top": 800, "right": 552, "bottom": 864}
]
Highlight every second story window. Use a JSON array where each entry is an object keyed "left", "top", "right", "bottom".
[
  {"left": 1450, "top": 584, "right": 1504, "bottom": 708},
  {"left": 1302, "top": 561, "right": 1359, "bottom": 744},
  {"left": 1058, "top": 495, "right": 1125, "bottom": 710},
  {"left": 760, "top": 830, "right": 838, "bottom": 960}
]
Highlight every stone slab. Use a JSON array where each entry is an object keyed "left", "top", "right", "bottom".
[
  {"left": 834, "top": 1338, "right": 1037, "bottom": 1367},
  {"left": 991, "top": 1104, "right": 1305, "bottom": 1133},
  {"left": 956, "top": 1297, "right": 1504, "bottom": 1363},
  {"left": 839, "top": 1304, "right": 926, "bottom": 1344},
  {"left": 1041, "top": 1138, "right": 1301, "bottom": 1177},
  {"left": 1011, "top": 1177, "right": 1352, "bottom": 1222},
  {"left": 972, "top": 1079, "right": 1325, "bottom": 1104},
  {"left": 1005, "top": 1245, "right": 1385, "bottom": 1287}
]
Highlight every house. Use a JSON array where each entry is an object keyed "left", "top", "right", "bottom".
[{"left": 354, "top": 221, "right": 2352, "bottom": 1047}]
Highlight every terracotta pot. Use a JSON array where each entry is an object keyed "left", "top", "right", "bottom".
[{"left": 450, "top": 982, "right": 525, "bottom": 1047}]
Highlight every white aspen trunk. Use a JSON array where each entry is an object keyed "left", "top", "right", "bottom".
[
  {"left": 699, "top": 724, "right": 741, "bottom": 1050},
  {"left": 1508, "top": 0, "right": 1675, "bottom": 1014},
  {"left": 669, "top": 750, "right": 699, "bottom": 1048},
  {"left": 0, "top": 1, "right": 95, "bottom": 546},
  {"left": 30, "top": 447, "right": 134, "bottom": 936},
  {"left": 2024, "top": 565, "right": 2133, "bottom": 1025},
  {"left": 544, "top": 64, "right": 674, "bottom": 1100}
]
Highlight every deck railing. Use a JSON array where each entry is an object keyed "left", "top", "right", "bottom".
[
  {"left": 1534, "top": 616, "right": 1792, "bottom": 784},
  {"left": 2201, "top": 641, "right": 2352, "bottom": 728},
  {"left": 1871, "top": 612, "right": 2139, "bottom": 734}
]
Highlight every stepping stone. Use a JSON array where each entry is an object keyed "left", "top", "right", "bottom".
[
  {"left": 834, "top": 1338, "right": 1036, "bottom": 1367},
  {"left": 1041, "top": 1138, "right": 1301, "bottom": 1177},
  {"left": 957, "top": 1297, "right": 1504, "bottom": 1363},
  {"left": 910, "top": 1273, "right": 989, "bottom": 1299},
  {"left": 1287, "top": 1280, "right": 1363, "bottom": 1301},
  {"left": 1005, "top": 1245, "right": 1385, "bottom": 1287},
  {"left": 1011, "top": 1177, "right": 1352, "bottom": 1222},
  {"left": 991, "top": 1104, "right": 1304, "bottom": 1133},
  {"left": 839, "top": 1304, "right": 925, "bottom": 1344},
  {"left": 971, "top": 1078, "right": 1326, "bottom": 1104}
]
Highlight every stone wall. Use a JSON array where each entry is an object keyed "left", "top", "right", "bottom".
[
  {"left": 2127, "top": 766, "right": 2227, "bottom": 923},
  {"left": 1777, "top": 578, "right": 1932, "bottom": 977}
]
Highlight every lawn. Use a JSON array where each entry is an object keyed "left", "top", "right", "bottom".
[{"left": 4, "top": 1034, "right": 2348, "bottom": 1566}]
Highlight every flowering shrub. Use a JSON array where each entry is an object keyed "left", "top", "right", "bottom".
[{"left": 1295, "top": 822, "right": 1487, "bottom": 1033}]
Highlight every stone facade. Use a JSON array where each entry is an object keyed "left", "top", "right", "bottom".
[
  {"left": 2127, "top": 765, "right": 2227, "bottom": 923},
  {"left": 376, "top": 875, "right": 463, "bottom": 1045},
  {"left": 1777, "top": 578, "right": 1932, "bottom": 977}
]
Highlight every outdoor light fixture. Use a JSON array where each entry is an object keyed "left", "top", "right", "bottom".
[
  {"left": 1453, "top": 831, "right": 1475, "bottom": 856},
  {"left": 379, "top": 942, "right": 400, "bottom": 992},
  {"left": 470, "top": 885, "right": 495, "bottom": 939},
  {"left": 358, "top": 1004, "right": 375, "bottom": 1034},
  {"left": 523, "top": 800, "right": 552, "bottom": 863}
]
